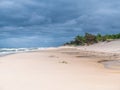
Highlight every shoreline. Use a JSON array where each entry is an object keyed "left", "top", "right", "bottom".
[{"left": 1, "top": 46, "right": 120, "bottom": 70}]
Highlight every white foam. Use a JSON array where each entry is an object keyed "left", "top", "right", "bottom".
[{"left": 0, "top": 47, "right": 58, "bottom": 56}]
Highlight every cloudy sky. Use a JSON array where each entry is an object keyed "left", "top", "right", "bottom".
[{"left": 0, "top": 0, "right": 120, "bottom": 48}]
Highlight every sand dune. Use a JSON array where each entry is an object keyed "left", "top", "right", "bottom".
[
  {"left": 77, "top": 39, "right": 120, "bottom": 53},
  {"left": 0, "top": 40, "right": 120, "bottom": 90}
]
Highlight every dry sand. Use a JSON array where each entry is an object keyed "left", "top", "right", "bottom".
[
  {"left": 0, "top": 40, "right": 120, "bottom": 90},
  {"left": 77, "top": 39, "right": 120, "bottom": 53}
]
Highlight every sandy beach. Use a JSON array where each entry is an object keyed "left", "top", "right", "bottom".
[{"left": 0, "top": 40, "right": 120, "bottom": 90}]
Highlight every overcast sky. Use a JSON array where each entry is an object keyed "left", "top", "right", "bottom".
[{"left": 0, "top": 0, "right": 120, "bottom": 47}]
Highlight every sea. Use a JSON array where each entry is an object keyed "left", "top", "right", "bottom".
[{"left": 0, "top": 47, "right": 51, "bottom": 57}]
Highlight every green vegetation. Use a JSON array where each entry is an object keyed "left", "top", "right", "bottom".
[{"left": 64, "top": 33, "right": 120, "bottom": 46}]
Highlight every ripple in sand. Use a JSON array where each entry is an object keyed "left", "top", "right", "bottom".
[{"left": 98, "top": 60, "right": 120, "bottom": 70}]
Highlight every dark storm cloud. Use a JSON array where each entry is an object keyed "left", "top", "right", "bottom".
[
  {"left": 0, "top": 0, "right": 120, "bottom": 47},
  {"left": 0, "top": 0, "right": 119, "bottom": 31}
]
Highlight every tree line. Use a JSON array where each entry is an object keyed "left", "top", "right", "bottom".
[{"left": 64, "top": 33, "right": 120, "bottom": 46}]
